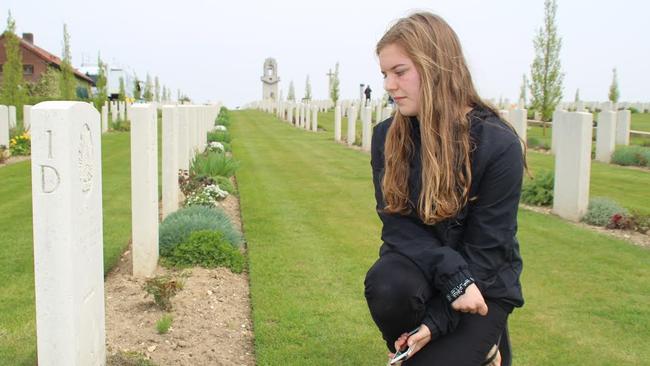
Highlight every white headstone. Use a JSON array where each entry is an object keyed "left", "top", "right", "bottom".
[
  {"left": 287, "top": 103, "right": 294, "bottom": 124},
  {"left": 101, "top": 104, "right": 108, "bottom": 133},
  {"left": 552, "top": 112, "right": 593, "bottom": 221},
  {"left": 375, "top": 102, "right": 383, "bottom": 123},
  {"left": 510, "top": 109, "right": 527, "bottom": 142},
  {"left": 23, "top": 105, "right": 33, "bottom": 130},
  {"left": 382, "top": 106, "right": 393, "bottom": 120},
  {"left": 110, "top": 101, "right": 117, "bottom": 122},
  {"left": 177, "top": 106, "right": 189, "bottom": 171},
  {"left": 362, "top": 105, "right": 372, "bottom": 151},
  {"left": 0, "top": 105, "right": 9, "bottom": 150},
  {"left": 162, "top": 106, "right": 179, "bottom": 219},
  {"left": 305, "top": 104, "right": 312, "bottom": 130},
  {"left": 119, "top": 101, "right": 126, "bottom": 121},
  {"left": 551, "top": 109, "right": 567, "bottom": 154},
  {"left": 130, "top": 104, "right": 159, "bottom": 277},
  {"left": 0, "top": 104, "right": 9, "bottom": 151},
  {"left": 334, "top": 105, "right": 342, "bottom": 142},
  {"left": 8, "top": 105, "right": 16, "bottom": 128},
  {"left": 311, "top": 106, "right": 318, "bottom": 132},
  {"left": 30, "top": 101, "right": 106, "bottom": 365},
  {"left": 347, "top": 106, "right": 357, "bottom": 146},
  {"left": 615, "top": 109, "right": 631, "bottom": 145},
  {"left": 595, "top": 111, "right": 617, "bottom": 163}
]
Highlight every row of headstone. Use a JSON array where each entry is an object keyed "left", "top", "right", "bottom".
[
  {"left": 252, "top": 98, "right": 394, "bottom": 154},
  {"left": 560, "top": 101, "right": 649, "bottom": 114},
  {"left": 29, "top": 100, "right": 221, "bottom": 364},
  {"left": 550, "top": 107, "right": 631, "bottom": 159}
]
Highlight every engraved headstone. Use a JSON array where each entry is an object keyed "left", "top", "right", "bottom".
[
  {"left": 30, "top": 101, "right": 106, "bottom": 365},
  {"left": 130, "top": 104, "right": 159, "bottom": 277}
]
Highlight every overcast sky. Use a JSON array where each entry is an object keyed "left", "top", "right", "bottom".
[{"left": 2, "top": 0, "right": 648, "bottom": 107}]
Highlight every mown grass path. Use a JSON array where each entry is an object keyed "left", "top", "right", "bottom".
[{"left": 233, "top": 109, "right": 649, "bottom": 365}]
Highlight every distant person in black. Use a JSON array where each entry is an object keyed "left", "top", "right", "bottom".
[
  {"left": 365, "top": 85, "right": 372, "bottom": 103},
  {"left": 364, "top": 12, "right": 525, "bottom": 366}
]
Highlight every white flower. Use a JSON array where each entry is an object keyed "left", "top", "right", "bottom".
[
  {"left": 214, "top": 125, "right": 227, "bottom": 131},
  {"left": 209, "top": 141, "right": 225, "bottom": 152},
  {"left": 204, "top": 184, "right": 229, "bottom": 199}
]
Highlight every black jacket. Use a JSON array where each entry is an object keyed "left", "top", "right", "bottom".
[{"left": 370, "top": 105, "right": 524, "bottom": 339}]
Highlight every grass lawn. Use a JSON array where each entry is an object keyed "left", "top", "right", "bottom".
[
  {"left": 0, "top": 119, "right": 164, "bottom": 363},
  {"left": 233, "top": 109, "right": 650, "bottom": 365},
  {"left": 631, "top": 112, "right": 650, "bottom": 132}
]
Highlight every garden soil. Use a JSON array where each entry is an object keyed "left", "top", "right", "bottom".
[{"left": 105, "top": 182, "right": 256, "bottom": 366}]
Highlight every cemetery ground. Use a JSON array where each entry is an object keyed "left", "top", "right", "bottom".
[{"left": 0, "top": 108, "right": 649, "bottom": 365}]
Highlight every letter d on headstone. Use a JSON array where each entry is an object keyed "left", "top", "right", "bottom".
[
  {"left": 130, "top": 104, "right": 159, "bottom": 277},
  {"left": 30, "top": 101, "right": 106, "bottom": 365}
]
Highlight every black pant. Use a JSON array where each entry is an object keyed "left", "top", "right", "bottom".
[{"left": 364, "top": 252, "right": 511, "bottom": 366}]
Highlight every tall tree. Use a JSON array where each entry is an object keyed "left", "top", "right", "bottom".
[
  {"left": 529, "top": 0, "right": 564, "bottom": 135},
  {"left": 519, "top": 74, "right": 528, "bottom": 106},
  {"left": 304, "top": 75, "right": 311, "bottom": 101},
  {"left": 133, "top": 77, "right": 141, "bottom": 100},
  {"left": 143, "top": 73, "right": 153, "bottom": 102},
  {"left": 93, "top": 53, "right": 107, "bottom": 110},
  {"left": 154, "top": 76, "right": 160, "bottom": 102},
  {"left": 608, "top": 68, "right": 619, "bottom": 104},
  {"left": 59, "top": 23, "right": 76, "bottom": 100},
  {"left": 287, "top": 81, "right": 295, "bottom": 101},
  {"left": 118, "top": 77, "right": 126, "bottom": 101},
  {"left": 330, "top": 62, "right": 340, "bottom": 105},
  {"left": 574, "top": 88, "right": 580, "bottom": 103},
  {"left": 0, "top": 11, "right": 27, "bottom": 123}
]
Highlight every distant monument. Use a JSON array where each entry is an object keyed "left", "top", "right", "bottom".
[{"left": 261, "top": 58, "right": 280, "bottom": 101}]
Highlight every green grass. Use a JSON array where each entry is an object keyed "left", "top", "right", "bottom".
[
  {"left": 0, "top": 113, "right": 169, "bottom": 365},
  {"left": 234, "top": 109, "right": 650, "bottom": 365},
  {"left": 631, "top": 112, "right": 650, "bottom": 132}
]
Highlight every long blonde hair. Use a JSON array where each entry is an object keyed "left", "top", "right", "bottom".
[{"left": 377, "top": 12, "right": 503, "bottom": 224}]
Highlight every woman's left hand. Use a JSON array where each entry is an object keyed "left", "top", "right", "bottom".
[{"left": 387, "top": 324, "right": 432, "bottom": 362}]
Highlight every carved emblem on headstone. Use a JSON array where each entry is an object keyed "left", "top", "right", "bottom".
[{"left": 78, "top": 123, "right": 93, "bottom": 193}]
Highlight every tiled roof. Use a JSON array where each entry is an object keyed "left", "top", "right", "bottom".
[{"left": 0, "top": 33, "right": 95, "bottom": 85}]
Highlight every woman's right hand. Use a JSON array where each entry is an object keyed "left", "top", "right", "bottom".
[{"left": 450, "top": 283, "right": 488, "bottom": 315}]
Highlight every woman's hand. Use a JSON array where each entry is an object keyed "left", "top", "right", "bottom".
[
  {"left": 387, "top": 324, "right": 431, "bottom": 363},
  {"left": 451, "top": 283, "right": 488, "bottom": 315}
]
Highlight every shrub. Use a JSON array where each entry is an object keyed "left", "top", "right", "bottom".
[
  {"left": 527, "top": 136, "right": 540, "bottom": 147},
  {"left": 9, "top": 131, "right": 30, "bottom": 156},
  {"left": 159, "top": 205, "right": 242, "bottom": 255},
  {"left": 156, "top": 314, "right": 173, "bottom": 334},
  {"left": 185, "top": 184, "right": 229, "bottom": 207},
  {"left": 632, "top": 212, "right": 650, "bottom": 234},
  {"left": 163, "top": 231, "right": 245, "bottom": 273},
  {"left": 207, "top": 130, "right": 232, "bottom": 143},
  {"left": 214, "top": 176, "right": 236, "bottom": 195},
  {"left": 582, "top": 197, "right": 628, "bottom": 227},
  {"left": 190, "top": 151, "right": 240, "bottom": 178},
  {"left": 629, "top": 107, "right": 639, "bottom": 114},
  {"left": 143, "top": 275, "right": 184, "bottom": 311},
  {"left": 179, "top": 170, "right": 213, "bottom": 197},
  {"left": 0, "top": 145, "right": 8, "bottom": 164},
  {"left": 216, "top": 106, "right": 231, "bottom": 127},
  {"left": 521, "top": 170, "right": 554, "bottom": 206},
  {"left": 611, "top": 145, "right": 650, "bottom": 167},
  {"left": 110, "top": 118, "right": 130, "bottom": 132}
]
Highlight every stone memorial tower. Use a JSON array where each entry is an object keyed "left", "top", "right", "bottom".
[{"left": 261, "top": 58, "right": 280, "bottom": 101}]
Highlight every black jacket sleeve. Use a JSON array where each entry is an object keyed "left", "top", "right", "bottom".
[{"left": 462, "top": 141, "right": 523, "bottom": 292}]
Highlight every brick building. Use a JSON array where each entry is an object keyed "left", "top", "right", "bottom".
[{"left": 0, "top": 32, "right": 94, "bottom": 93}]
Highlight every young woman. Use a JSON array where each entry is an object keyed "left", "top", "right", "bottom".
[{"left": 364, "top": 12, "right": 525, "bottom": 366}]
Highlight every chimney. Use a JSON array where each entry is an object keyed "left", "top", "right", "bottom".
[{"left": 22, "top": 33, "right": 34, "bottom": 44}]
